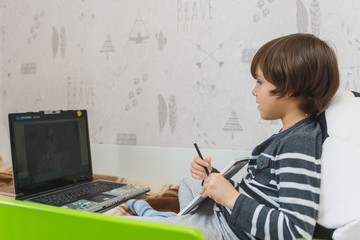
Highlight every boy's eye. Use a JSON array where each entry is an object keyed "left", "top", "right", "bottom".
[{"left": 257, "top": 80, "right": 262, "bottom": 85}]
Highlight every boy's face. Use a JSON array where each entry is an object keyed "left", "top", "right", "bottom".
[{"left": 252, "top": 68, "right": 289, "bottom": 121}]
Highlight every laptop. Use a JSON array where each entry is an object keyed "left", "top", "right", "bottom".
[{"left": 8, "top": 109, "right": 150, "bottom": 212}]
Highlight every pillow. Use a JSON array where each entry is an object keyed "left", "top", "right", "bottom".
[
  {"left": 317, "top": 90, "right": 360, "bottom": 229},
  {"left": 332, "top": 216, "right": 360, "bottom": 240}
]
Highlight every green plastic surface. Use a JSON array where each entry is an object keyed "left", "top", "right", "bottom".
[{"left": 0, "top": 198, "right": 205, "bottom": 240}]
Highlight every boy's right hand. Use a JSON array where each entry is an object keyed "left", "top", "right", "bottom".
[{"left": 190, "top": 156, "right": 212, "bottom": 180}]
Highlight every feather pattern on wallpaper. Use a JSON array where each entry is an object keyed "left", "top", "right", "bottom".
[
  {"left": 158, "top": 94, "right": 167, "bottom": 132},
  {"left": 60, "top": 26, "right": 66, "bottom": 59},
  {"left": 168, "top": 95, "right": 177, "bottom": 134},
  {"left": 52, "top": 27, "right": 59, "bottom": 59},
  {"left": 310, "top": 0, "right": 321, "bottom": 36},
  {"left": 296, "top": 0, "right": 308, "bottom": 33}
]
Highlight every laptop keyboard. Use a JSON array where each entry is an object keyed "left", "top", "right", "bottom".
[{"left": 30, "top": 181, "right": 126, "bottom": 206}]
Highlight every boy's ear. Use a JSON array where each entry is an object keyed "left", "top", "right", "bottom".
[
  {"left": 284, "top": 92, "right": 293, "bottom": 98},
  {"left": 285, "top": 91, "right": 301, "bottom": 99}
]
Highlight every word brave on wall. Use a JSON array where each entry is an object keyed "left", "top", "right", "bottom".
[
  {"left": 177, "top": 0, "right": 213, "bottom": 22},
  {"left": 67, "top": 80, "right": 95, "bottom": 107}
]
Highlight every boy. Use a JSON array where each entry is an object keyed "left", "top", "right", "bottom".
[{"left": 127, "top": 33, "right": 340, "bottom": 239}]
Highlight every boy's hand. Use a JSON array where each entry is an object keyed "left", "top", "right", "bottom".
[
  {"left": 199, "top": 173, "right": 240, "bottom": 210},
  {"left": 190, "top": 156, "right": 212, "bottom": 180}
]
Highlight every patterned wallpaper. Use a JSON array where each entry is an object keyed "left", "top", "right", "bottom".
[{"left": 1, "top": 0, "right": 359, "bottom": 151}]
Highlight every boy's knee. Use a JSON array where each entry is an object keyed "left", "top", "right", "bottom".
[
  {"left": 179, "top": 176, "right": 193, "bottom": 188},
  {"left": 179, "top": 176, "right": 202, "bottom": 192},
  {"left": 179, "top": 176, "right": 198, "bottom": 186}
]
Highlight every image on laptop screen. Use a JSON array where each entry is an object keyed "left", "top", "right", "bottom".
[{"left": 10, "top": 111, "right": 92, "bottom": 194}]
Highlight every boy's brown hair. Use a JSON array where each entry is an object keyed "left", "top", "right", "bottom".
[{"left": 251, "top": 33, "right": 340, "bottom": 115}]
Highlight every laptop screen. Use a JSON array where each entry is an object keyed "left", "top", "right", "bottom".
[{"left": 8, "top": 110, "right": 93, "bottom": 196}]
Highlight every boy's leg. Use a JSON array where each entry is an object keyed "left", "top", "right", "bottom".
[
  {"left": 178, "top": 176, "right": 203, "bottom": 210},
  {"left": 127, "top": 176, "right": 202, "bottom": 217},
  {"left": 124, "top": 198, "right": 239, "bottom": 240},
  {"left": 127, "top": 199, "right": 177, "bottom": 217}
]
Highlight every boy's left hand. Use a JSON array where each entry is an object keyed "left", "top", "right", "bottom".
[{"left": 199, "top": 173, "right": 240, "bottom": 210}]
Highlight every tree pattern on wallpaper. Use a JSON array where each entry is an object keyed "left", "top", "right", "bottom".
[
  {"left": 100, "top": 35, "right": 115, "bottom": 59},
  {"left": 223, "top": 110, "right": 243, "bottom": 140}
]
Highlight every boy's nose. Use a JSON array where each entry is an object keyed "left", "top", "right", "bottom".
[{"left": 252, "top": 86, "right": 257, "bottom": 96}]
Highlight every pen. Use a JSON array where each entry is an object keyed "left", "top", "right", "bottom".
[{"left": 193, "top": 142, "right": 210, "bottom": 176}]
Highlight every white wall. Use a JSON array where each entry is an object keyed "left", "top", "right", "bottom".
[
  {"left": 91, "top": 143, "right": 250, "bottom": 184},
  {"left": 1, "top": 0, "right": 360, "bottom": 152}
]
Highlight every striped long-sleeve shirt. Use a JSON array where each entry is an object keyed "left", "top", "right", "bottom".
[{"left": 223, "top": 116, "right": 322, "bottom": 240}]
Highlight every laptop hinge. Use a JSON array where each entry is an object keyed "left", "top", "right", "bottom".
[
  {"left": 15, "top": 192, "right": 26, "bottom": 200},
  {"left": 75, "top": 176, "right": 93, "bottom": 182}
]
